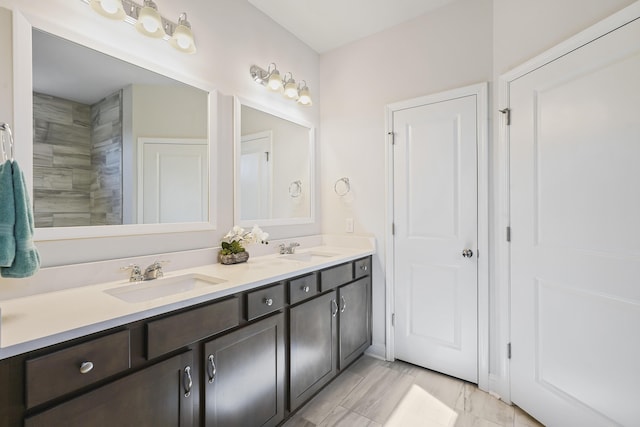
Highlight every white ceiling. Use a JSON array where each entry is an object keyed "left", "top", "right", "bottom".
[
  {"left": 248, "top": 0, "right": 456, "bottom": 53},
  {"left": 33, "top": 29, "right": 180, "bottom": 105}
]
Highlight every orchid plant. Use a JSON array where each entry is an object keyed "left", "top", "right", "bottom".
[{"left": 220, "top": 225, "right": 269, "bottom": 255}]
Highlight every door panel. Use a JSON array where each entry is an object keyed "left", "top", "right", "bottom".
[
  {"left": 509, "top": 15, "right": 640, "bottom": 427},
  {"left": 289, "top": 291, "right": 337, "bottom": 410},
  {"left": 240, "top": 131, "right": 272, "bottom": 220},
  {"left": 203, "top": 314, "right": 285, "bottom": 427},
  {"left": 339, "top": 277, "right": 371, "bottom": 369},
  {"left": 393, "top": 94, "right": 478, "bottom": 383},
  {"left": 140, "top": 141, "right": 207, "bottom": 223}
]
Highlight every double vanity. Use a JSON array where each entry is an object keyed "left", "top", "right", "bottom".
[{"left": 0, "top": 242, "right": 373, "bottom": 427}]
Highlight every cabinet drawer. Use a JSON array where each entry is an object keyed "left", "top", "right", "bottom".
[
  {"left": 247, "top": 283, "right": 285, "bottom": 320},
  {"left": 320, "top": 263, "right": 353, "bottom": 291},
  {"left": 147, "top": 297, "right": 239, "bottom": 359},
  {"left": 25, "top": 330, "right": 130, "bottom": 408},
  {"left": 354, "top": 257, "right": 371, "bottom": 279},
  {"left": 288, "top": 273, "right": 318, "bottom": 305}
]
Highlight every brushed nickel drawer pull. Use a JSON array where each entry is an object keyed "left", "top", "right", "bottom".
[
  {"left": 183, "top": 366, "right": 193, "bottom": 397},
  {"left": 331, "top": 299, "right": 338, "bottom": 317},
  {"left": 340, "top": 296, "right": 347, "bottom": 313},
  {"left": 79, "top": 361, "right": 94, "bottom": 374},
  {"left": 302, "top": 285, "right": 310, "bottom": 293},
  {"left": 264, "top": 298, "right": 274, "bottom": 306},
  {"left": 360, "top": 265, "right": 368, "bottom": 271},
  {"left": 207, "top": 355, "right": 216, "bottom": 384}
]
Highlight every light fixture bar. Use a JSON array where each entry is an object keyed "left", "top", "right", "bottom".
[
  {"left": 250, "top": 63, "right": 312, "bottom": 106},
  {"left": 82, "top": 0, "right": 196, "bottom": 52}
]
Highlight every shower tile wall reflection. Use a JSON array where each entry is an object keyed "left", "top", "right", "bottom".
[{"left": 33, "top": 91, "right": 122, "bottom": 227}]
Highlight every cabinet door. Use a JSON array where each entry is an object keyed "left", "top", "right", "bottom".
[
  {"left": 289, "top": 291, "right": 338, "bottom": 410},
  {"left": 25, "top": 351, "right": 194, "bottom": 427},
  {"left": 204, "top": 313, "right": 285, "bottom": 427},
  {"left": 339, "top": 277, "right": 371, "bottom": 369}
]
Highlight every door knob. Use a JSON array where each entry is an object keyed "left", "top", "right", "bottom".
[{"left": 462, "top": 249, "right": 474, "bottom": 258}]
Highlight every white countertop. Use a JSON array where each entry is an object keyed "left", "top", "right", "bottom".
[{"left": 0, "top": 241, "right": 374, "bottom": 360}]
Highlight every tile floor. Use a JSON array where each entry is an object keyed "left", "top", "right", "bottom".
[{"left": 283, "top": 356, "right": 544, "bottom": 427}]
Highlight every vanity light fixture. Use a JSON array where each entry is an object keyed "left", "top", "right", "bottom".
[
  {"left": 169, "top": 13, "right": 196, "bottom": 54},
  {"left": 135, "top": 0, "right": 164, "bottom": 38},
  {"left": 250, "top": 64, "right": 313, "bottom": 106},
  {"left": 267, "top": 66, "right": 283, "bottom": 92},
  {"left": 90, "top": 0, "right": 126, "bottom": 19},
  {"left": 297, "top": 81, "right": 312, "bottom": 106},
  {"left": 82, "top": 0, "right": 197, "bottom": 53},
  {"left": 283, "top": 73, "right": 299, "bottom": 99}
]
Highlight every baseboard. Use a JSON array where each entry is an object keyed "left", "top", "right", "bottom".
[{"left": 364, "top": 343, "right": 386, "bottom": 360}]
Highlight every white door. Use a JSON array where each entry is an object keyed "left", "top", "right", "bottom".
[
  {"left": 393, "top": 92, "right": 478, "bottom": 383},
  {"left": 509, "top": 16, "right": 640, "bottom": 427},
  {"left": 139, "top": 140, "right": 208, "bottom": 223},
  {"left": 240, "top": 131, "right": 272, "bottom": 220}
]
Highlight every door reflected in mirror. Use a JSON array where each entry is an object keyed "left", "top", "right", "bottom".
[
  {"left": 236, "top": 101, "right": 314, "bottom": 226},
  {"left": 32, "top": 29, "right": 210, "bottom": 228}
]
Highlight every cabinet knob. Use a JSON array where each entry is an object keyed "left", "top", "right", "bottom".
[
  {"left": 360, "top": 265, "right": 368, "bottom": 272},
  {"left": 183, "top": 366, "right": 193, "bottom": 398},
  {"left": 264, "top": 298, "right": 274, "bottom": 306},
  {"left": 79, "top": 361, "right": 94, "bottom": 374},
  {"left": 302, "top": 285, "right": 310, "bottom": 293},
  {"left": 207, "top": 355, "right": 217, "bottom": 384}
]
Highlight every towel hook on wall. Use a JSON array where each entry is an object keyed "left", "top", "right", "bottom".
[{"left": 0, "top": 122, "right": 15, "bottom": 163}]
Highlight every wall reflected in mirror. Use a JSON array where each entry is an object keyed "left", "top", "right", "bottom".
[
  {"left": 32, "top": 29, "right": 209, "bottom": 228},
  {"left": 238, "top": 103, "right": 313, "bottom": 224}
]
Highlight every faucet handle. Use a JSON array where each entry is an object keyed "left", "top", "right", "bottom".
[
  {"left": 144, "top": 260, "right": 169, "bottom": 280},
  {"left": 121, "top": 264, "right": 144, "bottom": 282},
  {"left": 147, "top": 260, "right": 169, "bottom": 269}
]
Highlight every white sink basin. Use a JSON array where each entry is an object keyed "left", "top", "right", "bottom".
[
  {"left": 281, "top": 251, "right": 339, "bottom": 262},
  {"left": 104, "top": 273, "right": 227, "bottom": 303}
]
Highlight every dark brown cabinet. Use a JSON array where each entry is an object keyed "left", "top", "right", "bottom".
[
  {"left": 289, "top": 258, "right": 372, "bottom": 411},
  {"left": 289, "top": 291, "right": 338, "bottom": 410},
  {"left": 338, "top": 276, "right": 371, "bottom": 369},
  {"left": 24, "top": 351, "right": 194, "bottom": 427},
  {"left": 203, "top": 313, "right": 285, "bottom": 427},
  {"left": 1, "top": 256, "right": 372, "bottom": 427}
]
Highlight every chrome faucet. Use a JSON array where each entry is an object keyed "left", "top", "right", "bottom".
[
  {"left": 121, "top": 264, "right": 144, "bottom": 283},
  {"left": 143, "top": 261, "right": 167, "bottom": 281},
  {"left": 279, "top": 242, "right": 300, "bottom": 255}
]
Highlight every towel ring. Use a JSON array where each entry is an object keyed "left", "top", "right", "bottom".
[
  {"left": 0, "top": 123, "right": 15, "bottom": 163},
  {"left": 334, "top": 177, "right": 350, "bottom": 196},
  {"left": 289, "top": 180, "right": 302, "bottom": 198}
]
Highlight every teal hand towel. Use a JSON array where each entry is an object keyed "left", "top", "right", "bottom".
[
  {"left": 0, "top": 159, "right": 16, "bottom": 267},
  {"left": 1, "top": 161, "right": 40, "bottom": 278}
]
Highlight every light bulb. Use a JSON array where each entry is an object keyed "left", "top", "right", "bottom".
[
  {"left": 170, "top": 13, "right": 196, "bottom": 53},
  {"left": 101, "top": 0, "right": 119, "bottom": 14},
  {"left": 268, "top": 69, "right": 283, "bottom": 91},
  {"left": 141, "top": 15, "right": 159, "bottom": 32},
  {"left": 135, "top": 1, "right": 165, "bottom": 38},
  {"left": 298, "top": 85, "right": 312, "bottom": 105},
  {"left": 284, "top": 77, "right": 299, "bottom": 99},
  {"left": 91, "top": 0, "right": 125, "bottom": 20}
]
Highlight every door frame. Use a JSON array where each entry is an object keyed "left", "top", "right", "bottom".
[
  {"left": 384, "top": 82, "right": 490, "bottom": 391},
  {"left": 496, "top": 2, "right": 640, "bottom": 404}
]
